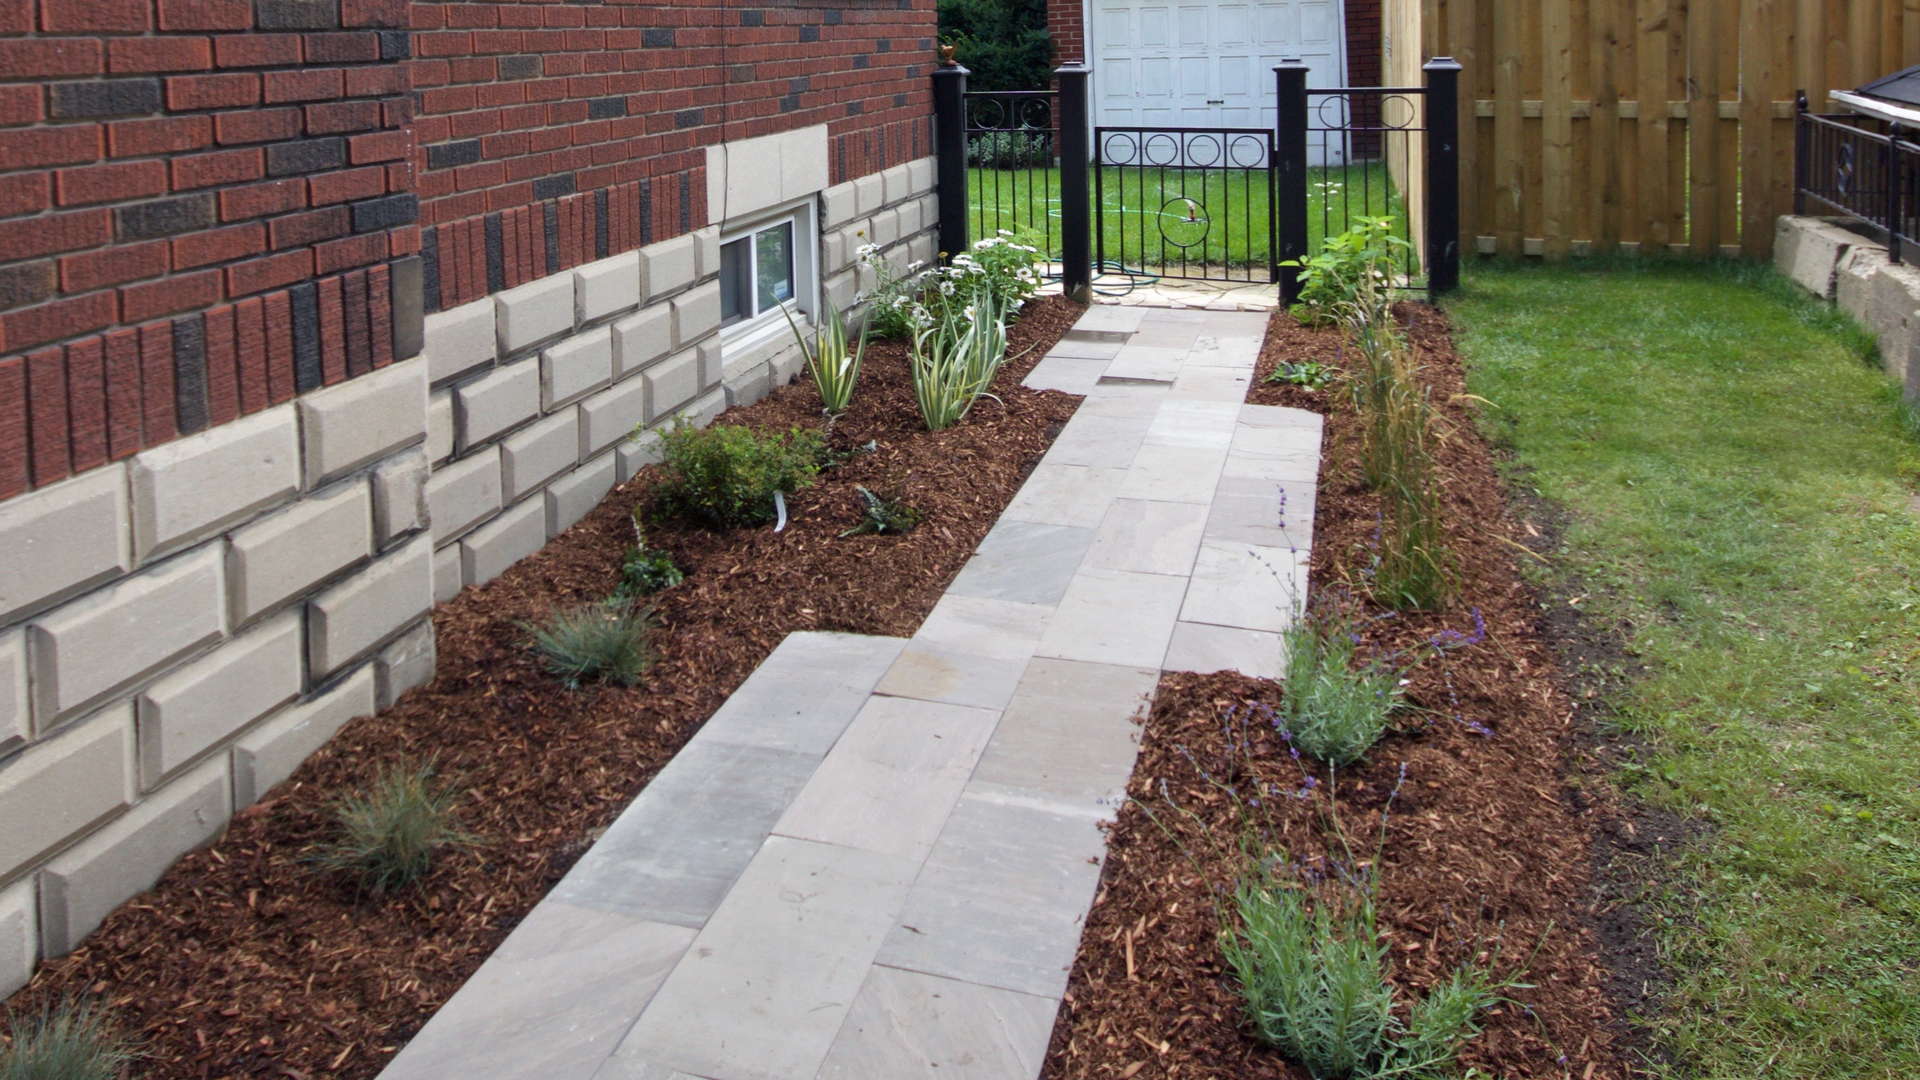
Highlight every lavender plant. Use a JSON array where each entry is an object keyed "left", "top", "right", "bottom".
[{"left": 1279, "top": 605, "right": 1407, "bottom": 767}]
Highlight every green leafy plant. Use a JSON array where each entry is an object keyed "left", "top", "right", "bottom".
[
  {"left": 0, "top": 999, "right": 137, "bottom": 1080},
  {"left": 653, "top": 421, "right": 826, "bottom": 529},
  {"left": 934, "top": 230, "right": 1045, "bottom": 313},
  {"left": 1285, "top": 217, "right": 1410, "bottom": 328},
  {"left": 312, "top": 761, "right": 476, "bottom": 895},
  {"left": 1279, "top": 607, "right": 1406, "bottom": 767},
  {"left": 1221, "top": 863, "right": 1499, "bottom": 1079},
  {"left": 965, "top": 128, "right": 1052, "bottom": 169},
  {"left": 840, "top": 486, "right": 923, "bottom": 537},
  {"left": 783, "top": 297, "right": 866, "bottom": 415},
  {"left": 615, "top": 513, "right": 682, "bottom": 599},
  {"left": 1267, "top": 359, "right": 1335, "bottom": 390},
  {"left": 526, "top": 600, "right": 653, "bottom": 688},
  {"left": 854, "top": 241, "right": 933, "bottom": 340},
  {"left": 909, "top": 284, "right": 1011, "bottom": 431}
]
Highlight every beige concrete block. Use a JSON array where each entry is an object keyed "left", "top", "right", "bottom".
[
  {"left": 639, "top": 235, "right": 698, "bottom": 302},
  {"left": 907, "top": 156, "right": 935, "bottom": 195},
  {"left": 298, "top": 357, "right": 428, "bottom": 488},
  {"left": 617, "top": 428, "right": 664, "bottom": 483},
  {"left": 455, "top": 357, "right": 540, "bottom": 450},
  {"left": 427, "top": 389, "right": 455, "bottom": 465},
  {"left": 693, "top": 225, "right": 721, "bottom": 278},
  {"left": 575, "top": 252, "right": 642, "bottom": 323},
  {"left": 497, "top": 273, "right": 574, "bottom": 355},
  {"left": 0, "top": 466, "right": 130, "bottom": 625},
  {"left": 433, "top": 543, "right": 464, "bottom": 604},
  {"left": 543, "top": 325, "right": 614, "bottom": 409},
  {"left": 0, "top": 878, "right": 33, "bottom": 999},
  {"left": 611, "top": 304, "right": 672, "bottom": 378},
  {"left": 823, "top": 268, "right": 858, "bottom": 314},
  {"left": 425, "top": 298, "right": 497, "bottom": 385},
  {"left": 135, "top": 613, "right": 302, "bottom": 790},
  {"left": 780, "top": 123, "right": 830, "bottom": 200},
  {"left": 372, "top": 449, "right": 430, "bottom": 549},
  {"left": 643, "top": 349, "right": 700, "bottom": 422},
  {"left": 501, "top": 409, "right": 581, "bottom": 502},
  {"left": 545, "top": 453, "right": 617, "bottom": 537},
  {"left": 0, "top": 708, "right": 132, "bottom": 882},
  {"left": 225, "top": 480, "right": 373, "bottom": 625},
  {"left": 460, "top": 498, "right": 545, "bottom": 586},
  {"left": 698, "top": 338, "right": 723, "bottom": 391},
  {"left": 231, "top": 665, "right": 375, "bottom": 808},
  {"left": 38, "top": 754, "right": 227, "bottom": 956},
  {"left": 375, "top": 619, "right": 434, "bottom": 709},
  {"left": 307, "top": 535, "right": 432, "bottom": 676},
  {"left": 682, "top": 387, "right": 726, "bottom": 429},
  {"left": 29, "top": 551, "right": 224, "bottom": 722},
  {"left": 1, "top": 629, "right": 25, "bottom": 754},
  {"left": 670, "top": 281, "right": 721, "bottom": 347},
  {"left": 130, "top": 406, "right": 300, "bottom": 564},
  {"left": 881, "top": 163, "right": 914, "bottom": 207},
  {"left": 1774, "top": 216, "right": 1859, "bottom": 300},
  {"left": 579, "top": 378, "right": 649, "bottom": 459},
  {"left": 822, "top": 180, "right": 858, "bottom": 228},
  {"left": 1836, "top": 245, "right": 1890, "bottom": 329},
  {"left": 426, "top": 446, "right": 502, "bottom": 543},
  {"left": 854, "top": 172, "right": 884, "bottom": 216}
]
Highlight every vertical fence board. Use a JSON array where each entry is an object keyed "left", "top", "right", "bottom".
[
  {"left": 1494, "top": 0, "right": 1525, "bottom": 253},
  {"left": 1544, "top": 0, "right": 1575, "bottom": 256},
  {"left": 1687, "top": 0, "right": 1719, "bottom": 253},
  {"left": 1593, "top": 0, "right": 1624, "bottom": 251},
  {"left": 1739, "top": 0, "right": 1776, "bottom": 256},
  {"left": 1637, "top": 0, "right": 1671, "bottom": 249},
  {"left": 1446, "top": 0, "right": 1482, "bottom": 244}
]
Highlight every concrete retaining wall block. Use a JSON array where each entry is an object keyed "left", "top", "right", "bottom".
[
  {"left": 298, "top": 358, "right": 428, "bottom": 489},
  {"left": 501, "top": 410, "right": 582, "bottom": 502},
  {"left": 375, "top": 620, "right": 435, "bottom": 710},
  {"left": 135, "top": 613, "right": 302, "bottom": 790},
  {"left": 0, "top": 709, "right": 132, "bottom": 884},
  {"left": 543, "top": 326, "right": 615, "bottom": 410},
  {"left": 131, "top": 406, "right": 301, "bottom": 565},
  {"left": 612, "top": 305, "right": 672, "bottom": 379},
  {"left": 455, "top": 359, "right": 541, "bottom": 451},
  {"left": 579, "top": 378, "right": 650, "bottom": 460},
  {"left": 232, "top": 665, "right": 377, "bottom": 808},
  {"left": 29, "top": 550, "right": 225, "bottom": 723},
  {"left": 643, "top": 349, "right": 701, "bottom": 423},
  {"left": 306, "top": 535, "right": 433, "bottom": 677},
  {"left": 0, "top": 630, "right": 23, "bottom": 755},
  {"left": 0, "top": 878, "right": 32, "bottom": 1000},
  {"left": 496, "top": 275, "right": 574, "bottom": 356},
  {"left": 225, "top": 480, "right": 373, "bottom": 626},
  {"left": 460, "top": 498, "right": 546, "bottom": 587},
  {"left": 670, "top": 282, "right": 722, "bottom": 348},
  {"left": 640, "top": 235, "right": 698, "bottom": 302},
  {"left": 575, "top": 253, "right": 642, "bottom": 324},
  {"left": 432, "top": 544, "right": 464, "bottom": 605},
  {"left": 427, "top": 391, "right": 455, "bottom": 466},
  {"left": 372, "top": 450, "right": 431, "bottom": 550},
  {"left": 425, "top": 298, "right": 498, "bottom": 385},
  {"left": 545, "top": 454, "right": 617, "bottom": 538},
  {"left": 426, "top": 446, "right": 504, "bottom": 544},
  {"left": 0, "top": 466, "right": 131, "bottom": 627}
]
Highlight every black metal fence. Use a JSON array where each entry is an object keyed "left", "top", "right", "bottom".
[
  {"left": 1795, "top": 100, "right": 1920, "bottom": 263},
  {"left": 961, "top": 89, "right": 1062, "bottom": 262},
  {"left": 1305, "top": 86, "right": 1428, "bottom": 290},
  {"left": 1093, "top": 126, "right": 1278, "bottom": 284}
]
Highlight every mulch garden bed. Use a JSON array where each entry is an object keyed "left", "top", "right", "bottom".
[
  {"left": 1, "top": 295, "right": 1086, "bottom": 1079},
  {"left": 1041, "top": 306, "right": 1636, "bottom": 1079}
]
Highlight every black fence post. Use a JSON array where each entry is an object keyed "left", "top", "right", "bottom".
[
  {"left": 1274, "top": 60, "right": 1310, "bottom": 304},
  {"left": 1424, "top": 57, "right": 1463, "bottom": 297},
  {"left": 1794, "top": 91, "right": 1809, "bottom": 217},
  {"left": 1055, "top": 64, "right": 1093, "bottom": 303},
  {"left": 1891, "top": 122, "right": 1904, "bottom": 263},
  {"left": 933, "top": 60, "right": 970, "bottom": 263}
]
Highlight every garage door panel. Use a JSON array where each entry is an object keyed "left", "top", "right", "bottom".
[
  {"left": 1138, "top": 57, "right": 1173, "bottom": 96},
  {"left": 1216, "top": 5, "right": 1250, "bottom": 45},
  {"left": 1139, "top": 6, "right": 1171, "bottom": 47},
  {"left": 1299, "top": 2, "right": 1339, "bottom": 45}
]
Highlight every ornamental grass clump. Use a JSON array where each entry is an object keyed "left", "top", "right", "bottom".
[
  {"left": 313, "top": 761, "right": 475, "bottom": 895},
  {"left": 783, "top": 298, "right": 865, "bottom": 415},
  {"left": 1279, "top": 607, "right": 1405, "bottom": 767},
  {"left": 653, "top": 421, "right": 826, "bottom": 528},
  {"left": 527, "top": 600, "right": 652, "bottom": 688},
  {"left": 909, "top": 284, "right": 1010, "bottom": 431},
  {"left": 1221, "top": 862, "right": 1498, "bottom": 1079},
  {"left": 0, "top": 999, "right": 137, "bottom": 1080}
]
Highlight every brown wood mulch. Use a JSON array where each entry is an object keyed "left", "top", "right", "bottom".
[
  {"left": 0, "top": 295, "right": 1087, "bottom": 1080},
  {"left": 1040, "top": 306, "right": 1635, "bottom": 1080}
]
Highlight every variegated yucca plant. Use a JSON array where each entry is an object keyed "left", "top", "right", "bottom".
[
  {"left": 784, "top": 301, "right": 865, "bottom": 415},
  {"left": 908, "top": 285, "right": 1009, "bottom": 431}
]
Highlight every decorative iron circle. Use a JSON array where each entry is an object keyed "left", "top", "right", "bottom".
[
  {"left": 1183, "top": 132, "right": 1223, "bottom": 167},
  {"left": 1015, "top": 96, "right": 1054, "bottom": 130},
  {"left": 1158, "top": 196, "right": 1210, "bottom": 249},
  {"left": 967, "top": 97, "right": 1008, "bottom": 130},
  {"left": 1229, "top": 133, "right": 1268, "bottom": 168},
  {"left": 1101, "top": 131, "right": 1140, "bottom": 166},
  {"left": 1379, "top": 94, "right": 1419, "bottom": 130},
  {"left": 1143, "top": 132, "right": 1182, "bottom": 167},
  {"left": 1312, "top": 95, "right": 1353, "bottom": 129}
]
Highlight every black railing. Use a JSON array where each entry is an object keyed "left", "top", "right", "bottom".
[
  {"left": 1795, "top": 99, "right": 1920, "bottom": 263},
  {"left": 1303, "top": 85, "right": 1427, "bottom": 293},
  {"left": 1092, "top": 127, "right": 1278, "bottom": 284},
  {"left": 962, "top": 89, "right": 1063, "bottom": 263}
]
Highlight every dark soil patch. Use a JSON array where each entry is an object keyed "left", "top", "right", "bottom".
[
  {"left": 1042, "top": 306, "right": 1636, "bottom": 1079},
  {"left": 1245, "top": 313, "right": 1344, "bottom": 413},
  {"left": 1, "top": 295, "right": 1085, "bottom": 1080}
]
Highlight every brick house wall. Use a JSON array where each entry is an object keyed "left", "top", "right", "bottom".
[{"left": 0, "top": 0, "right": 940, "bottom": 1000}]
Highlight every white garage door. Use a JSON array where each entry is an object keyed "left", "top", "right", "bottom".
[{"left": 1092, "top": 0, "right": 1347, "bottom": 144}]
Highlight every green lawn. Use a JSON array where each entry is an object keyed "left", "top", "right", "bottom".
[
  {"left": 1447, "top": 260, "right": 1920, "bottom": 1079},
  {"left": 965, "top": 162, "right": 1408, "bottom": 278}
]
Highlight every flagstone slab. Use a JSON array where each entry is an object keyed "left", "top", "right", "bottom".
[
  {"left": 1180, "top": 540, "right": 1308, "bottom": 633},
  {"left": 947, "top": 520, "right": 1096, "bottom": 606},
  {"left": 695, "top": 632, "right": 908, "bottom": 757},
  {"left": 911, "top": 594, "right": 1051, "bottom": 660},
  {"left": 1169, "top": 363, "right": 1256, "bottom": 402},
  {"left": 1117, "top": 444, "right": 1229, "bottom": 504},
  {"left": 873, "top": 641, "right": 1031, "bottom": 710},
  {"left": 1036, "top": 566, "right": 1188, "bottom": 668},
  {"left": 1164, "top": 620, "right": 1288, "bottom": 679},
  {"left": 1100, "top": 343, "right": 1187, "bottom": 382},
  {"left": 1021, "top": 355, "right": 1109, "bottom": 395},
  {"left": 1040, "top": 410, "right": 1154, "bottom": 469},
  {"left": 1083, "top": 498, "right": 1208, "bottom": 577},
  {"left": 815, "top": 966, "right": 1057, "bottom": 1079},
  {"left": 1143, "top": 399, "right": 1240, "bottom": 450},
  {"left": 999, "top": 464, "right": 1128, "bottom": 528},
  {"left": 969, "top": 657, "right": 1158, "bottom": 815},
  {"left": 1204, "top": 474, "right": 1316, "bottom": 551}
]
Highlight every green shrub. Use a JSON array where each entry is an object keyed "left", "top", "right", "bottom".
[
  {"left": 0, "top": 1000, "right": 136, "bottom": 1080},
  {"left": 1266, "top": 359, "right": 1335, "bottom": 390},
  {"left": 313, "top": 762, "right": 475, "bottom": 895},
  {"left": 616, "top": 546, "right": 683, "bottom": 599},
  {"left": 1286, "top": 216, "right": 1409, "bottom": 328},
  {"left": 840, "top": 486, "right": 923, "bottom": 537},
  {"left": 966, "top": 129, "right": 1051, "bottom": 169},
  {"left": 1279, "top": 607, "right": 1404, "bottom": 767},
  {"left": 653, "top": 422, "right": 826, "bottom": 528},
  {"left": 937, "top": 0, "right": 1050, "bottom": 92},
  {"left": 1221, "top": 864, "right": 1497, "bottom": 1079},
  {"left": 527, "top": 601, "right": 652, "bottom": 688}
]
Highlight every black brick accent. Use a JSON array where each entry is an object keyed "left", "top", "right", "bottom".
[
  {"left": 289, "top": 281, "right": 322, "bottom": 391},
  {"left": 638, "top": 178, "right": 652, "bottom": 245},
  {"left": 594, "top": 188, "right": 609, "bottom": 259},
  {"left": 741, "top": 9, "right": 762, "bottom": 26},
  {"left": 267, "top": 137, "right": 344, "bottom": 178},
  {"left": 0, "top": 262, "right": 55, "bottom": 312},
  {"left": 780, "top": 94, "right": 801, "bottom": 113},
  {"left": 824, "top": 9, "right": 841, "bottom": 24},
  {"left": 800, "top": 25, "right": 818, "bottom": 42},
  {"left": 588, "top": 96, "right": 627, "bottom": 119},
  {"left": 420, "top": 229, "right": 441, "bottom": 313},
  {"left": 426, "top": 139, "right": 481, "bottom": 169},
  {"left": 788, "top": 77, "right": 810, "bottom": 94},
  {"left": 877, "top": 38, "right": 890, "bottom": 52},
  {"left": 254, "top": 0, "right": 335, "bottom": 29},
  {"left": 846, "top": 100, "right": 863, "bottom": 115},
  {"left": 853, "top": 55, "right": 869, "bottom": 70},
  {"left": 351, "top": 193, "right": 417, "bottom": 233},
  {"left": 49, "top": 79, "right": 162, "bottom": 119},
  {"left": 116, "top": 194, "right": 215, "bottom": 241},
  {"left": 499, "top": 54, "right": 539, "bottom": 79},
  {"left": 390, "top": 255, "right": 424, "bottom": 359},
  {"left": 542, "top": 202, "right": 559, "bottom": 273},
  {"left": 484, "top": 212, "right": 504, "bottom": 292},
  {"left": 171, "top": 314, "right": 208, "bottom": 435},
  {"left": 642, "top": 28, "right": 674, "bottom": 47},
  {"left": 532, "top": 173, "right": 575, "bottom": 200},
  {"left": 674, "top": 108, "right": 703, "bottom": 129},
  {"left": 378, "top": 30, "right": 410, "bottom": 60},
  {"left": 678, "top": 172, "right": 691, "bottom": 234},
  {"left": 343, "top": 272, "right": 370, "bottom": 377},
  {"left": 894, "top": 93, "right": 907, "bottom": 108}
]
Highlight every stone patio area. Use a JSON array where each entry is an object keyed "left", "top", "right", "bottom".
[{"left": 377, "top": 304, "right": 1323, "bottom": 1080}]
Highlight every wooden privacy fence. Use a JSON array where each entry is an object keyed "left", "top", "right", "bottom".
[{"left": 1383, "top": 0, "right": 1920, "bottom": 259}]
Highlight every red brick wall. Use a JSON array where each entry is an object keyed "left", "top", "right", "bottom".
[
  {"left": 411, "top": 0, "right": 938, "bottom": 313},
  {"left": 1047, "top": 0, "right": 1082, "bottom": 65}
]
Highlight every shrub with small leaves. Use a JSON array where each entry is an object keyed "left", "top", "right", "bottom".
[
  {"left": 527, "top": 600, "right": 652, "bottom": 688},
  {"left": 312, "top": 762, "right": 475, "bottom": 895},
  {"left": 1279, "top": 606, "right": 1405, "bottom": 767},
  {"left": 840, "top": 486, "right": 923, "bottom": 537},
  {"left": 653, "top": 421, "right": 826, "bottom": 529}
]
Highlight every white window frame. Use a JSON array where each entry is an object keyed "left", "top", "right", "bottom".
[{"left": 717, "top": 197, "right": 819, "bottom": 356}]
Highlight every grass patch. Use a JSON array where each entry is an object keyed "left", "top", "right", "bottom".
[
  {"left": 0, "top": 999, "right": 136, "bottom": 1080},
  {"left": 1446, "top": 257, "right": 1920, "bottom": 1079}
]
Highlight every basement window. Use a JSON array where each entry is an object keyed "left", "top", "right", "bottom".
[{"left": 719, "top": 204, "right": 813, "bottom": 332}]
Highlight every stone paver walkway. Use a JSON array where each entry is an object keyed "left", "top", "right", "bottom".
[{"left": 378, "top": 304, "right": 1323, "bottom": 1080}]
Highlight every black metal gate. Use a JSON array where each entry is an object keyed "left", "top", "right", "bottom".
[{"left": 1091, "top": 126, "right": 1278, "bottom": 285}]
